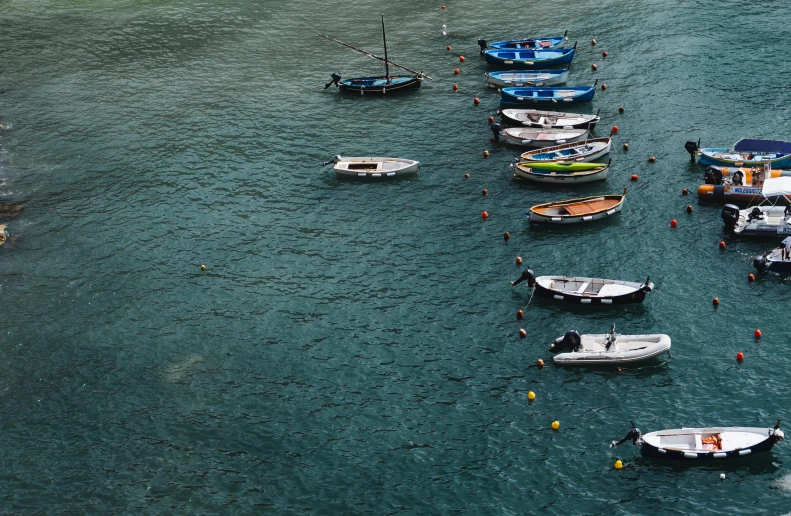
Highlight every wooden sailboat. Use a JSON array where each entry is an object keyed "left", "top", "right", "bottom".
[{"left": 320, "top": 15, "right": 428, "bottom": 95}]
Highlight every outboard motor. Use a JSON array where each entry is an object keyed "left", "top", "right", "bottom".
[
  {"left": 753, "top": 252, "right": 769, "bottom": 272},
  {"left": 684, "top": 139, "right": 700, "bottom": 162},
  {"left": 324, "top": 73, "right": 342, "bottom": 89},
  {"left": 703, "top": 166, "right": 723, "bottom": 185},
  {"left": 639, "top": 276, "right": 653, "bottom": 293},
  {"left": 511, "top": 268, "right": 536, "bottom": 287},
  {"left": 549, "top": 330, "right": 581, "bottom": 353},
  {"left": 611, "top": 422, "right": 643, "bottom": 448},
  {"left": 477, "top": 39, "right": 488, "bottom": 53},
  {"left": 321, "top": 154, "right": 343, "bottom": 166},
  {"left": 490, "top": 123, "right": 502, "bottom": 143},
  {"left": 773, "top": 419, "right": 784, "bottom": 442},
  {"left": 721, "top": 204, "right": 740, "bottom": 228}
]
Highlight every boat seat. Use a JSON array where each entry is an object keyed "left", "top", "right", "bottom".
[
  {"left": 694, "top": 434, "right": 702, "bottom": 450},
  {"left": 576, "top": 282, "right": 589, "bottom": 294}
]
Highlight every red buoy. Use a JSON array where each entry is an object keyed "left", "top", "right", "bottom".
[
  {"left": 601, "top": 83, "right": 608, "bottom": 90},
  {"left": 591, "top": 39, "right": 597, "bottom": 45},
  {"left": 603, "top": 51, "right": 609, "bottom": 57},
  {"left": 482, "top": 189, "right": 488, "bottom": 195},
  {"left": 454, "top": 68, "right": 460, "bottom": 74},
  {"left": 686, "top": 205, "right": 693, "bottom": 214},
  {"left": 670, "top": 219, "right": 677, "bottom": 228},
  {"left": 719, "top": 241, "right": 726, "bottom": 249},
  {"left": 446, "top": 45, "right": 451, "bottom": 51},
  {"left": 649, "top": 156, "right": 656, "bottom": 163},
  {"left": 519, "top": 328, "right": 527, "bottom": 338},
  {"left": 481, "top": 211, "right": 489, "bottom": 219},
  {"left": 441, "top": 5, "right": 446, "bottom": 9},
  {"left": 459, "top": 55, "right": 465, "bottom": 63},
  {"left": 591, "top": 63, "right": 598, "bottom": 71},
  {"left": 453, "top": 84, "right": 459, "bottom": 91},
  {"left": 537, "top": 358, "right": 544, "bottom": 367},
  {"left": 631, "top": 174, "right": 638, "bottom": 181},
  {"left": 516, "top": 256, "right": 522, "bottom": 265},
  {"left": 623, "top": 143, "right": 629, "bottom": 151},
  {"left": 755, "top": 329, "right": 762, "bottom": 339},
  {"left": 504, "top": 231, "right": 511, "bottom": 241},
  {"left": 516, "top": 309, "right": 523, "bottom": 319},
  {"left": 713, "top": 297, "right": 720, "bottom": 306},
  {"left": 473, "top": 97, "right": 480, "bottom": 105},
  {"left": 682, "top": 188, "right": 689, "bottom": 195},
  {"left": 748, "top": 273, "right": 755, "bottom": 282},
  {"left": 464, "top": 173, "right": 470, "bottom": 179},
  {"left": 483, "top": 150, "right": 489, "bottom": 157},
  {"left": 736, "top": 352, "right": 744, "bottom": 362},
  {"left": 488, "top": 116, "right": 494, "bottom": 123},
  {"left": 618, "top": 106, "right": 625, "bottom": 113},
  {"left": 611, "top": 125, "right": 619, "bottom": 135}
]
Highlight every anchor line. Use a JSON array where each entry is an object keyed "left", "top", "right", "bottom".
[{"left": 317, "top": 33, "right": 433, "bottom": 80}]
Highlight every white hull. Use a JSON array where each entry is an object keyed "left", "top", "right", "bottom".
[
  {"left": 643, "top": 427, "right": 775, "bottom": 456},
  {"left": 514, "top": 166, "right": 608, "bottom": 184},
  {"left": 520, "top": 138, "right": 612, "bottom": 163},
  {"left": 486, "top": 70, "right": 570, "bottom": 88},
  {"left": 553, "top": 334, "right": 670, "bottom": 366},
  {"left": 503, "top": 128, "right": 589, "bottom": 148},
  {"left": 500, "top": 109, "right": 599, "bottom": 129},
  {"left": 333, "top": 156, "right": 419, "bottom": 178},
  {"left": 732, "top": 205, "right": 791, "bottom": 236}
]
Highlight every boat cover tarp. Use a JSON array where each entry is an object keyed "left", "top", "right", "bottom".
[
  {"left": 733, "top": 139, "right": 791, "bottom": 153},
  {"left": 761, "top": 177, "right": 791, "bottom": 198}
]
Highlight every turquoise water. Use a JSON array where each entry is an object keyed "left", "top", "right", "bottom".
[{"left": 3, "top": 0, "right": 791, "bottom": 513}]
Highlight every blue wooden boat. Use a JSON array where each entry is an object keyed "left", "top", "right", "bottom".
[
  {"left": 484, "top": 43, "right": 576, "bottom": 69},
  {"left": 320, "top": 16, "right": 429, "bottom": 95},
  {"left": 685, "top": 139, "right": 791, "bottom": 167},
  {"left": 486, "top": 69, "right": 569, "bottom": 88},
  {"left": 500, "top": 81, "right": 597, "bottom": 106},
  {"left": 478, "top": 31, "right": 568, "bottom": 52}
]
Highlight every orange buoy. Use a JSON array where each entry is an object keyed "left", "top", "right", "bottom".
[
  {"left": 603, "top": 51, "right": 609, "bottom": 57},
  {"left": 537, "top": 358, "right": 544, "bottom": 367},
  {"left": 519, "top": 328, "right": 527, "bottom": 338},
  {"left": 682, "top": 188, "right": 689, "bottom": 195},
  {"left": 464, "top": 173, "right": 470, "bottom": 178},
  {"left": 474, "top": 97, "right": 480, "bottom": 105},
  {"left": 454, "top": 68, "right": 460, "bottom": 74},
  {"left": 611, "top": 125, "right": 619, "bottom": 135},
  {"left": 736, "top": 352, "right": 744, "bottom": 362},
  {"left": 516, "top": 256, "right": 522, "bottom": 265},
  {"left": 488, "top": 116, "right": 494, "bottom": 123},
  {"left": 453, "top": 84, "right": 459, "bottom": 91},
  {"left": 748, "top": 273, "right": 755, "bottom": 282},
  {"left": 623, "top": 143, "right": 629, "bottom": 151},
  {"left": 755, "top": 329, "right": 762, "bottom": 339},
  {"left": 504, "top": 231, "right": 511, "bottom": 241},
  {"left": 601, "top": 83, "right": 607, "bottom": 90},
  {"left": 591, "top": 39, "right": 597, "bottom": 45},
  {"left": 617, "top": 367, "right": 622, "bottom": 372},
  {"left": 481, "top": 211, "right": 489, "bottom": 219},
  {"left": 489, "top": 137, "right": 496, "bottom": 143},
  {"left": 686, "top": 205, "right": 693, "bottom": 214},
  {"left": 591, "top": 63, "right": 598, "bottom": 71},
  {"left": 649, "top": 156, "right": 656, "bottom": 163},
  {"left": 719, "top": 241, "right": 726, "bottom": 249},
  {"left": 516, "top": 309, "right": 523, "bottom": 319},
  {"left": 441, "top": 4, "right": 446, "bottom": 9},
  {"left": 459, "top": 55, "right": 465, "bottom": 63},
  {"left": 670, "top": 219, "right": 677, "bottom": 228},
  {"left": 482, "top": 188, "right": 488, "bottom": 195},
  {"left": 631, "top": 174, "right": 638, "bottom": 181},
  {"left": 713, "top": 297, "right": 720, "bottom": 306},
  {"left": 446, "top": 45, "right": 451, "bottom": 51},
  {"left": 619, "top": 106, "right": 625, "bottom": 113},
  {"left": 483, "top": 150, "right": 489, "bottom": 157}
]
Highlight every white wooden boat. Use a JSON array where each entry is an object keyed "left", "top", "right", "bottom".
[
  {"left": 519, "top": 138, "right": 611, "bottom": 163},
  {"left": 502, "top": 127, "right": 588, "bottom": 147},
  {"left": 325, "top": 155, "right": 419, "bottom": 178},
  {"left": 549, "top": 325, "right": 670, "bottom": 366},
  {"left": 511, "top": 269, "right": 654, "bottom": 305},
  {"left": 611, "top": 420, "right": 784, "bottom": 461},
  {"left": 721, "top": 177, "right": 791, "bottom": 236},
  {"left": 499, "top": 108, "right": 599, "bottom": 129},
  {"left": 527, "top": 188, "right": 626, "bottom": 224},
  {"left": 513, "top": 160, "right": 610, "bottom": 184},
  {"left": 485, "top": 69, "right": 570, "bottom": 88}
]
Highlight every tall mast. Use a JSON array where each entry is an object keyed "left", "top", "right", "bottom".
[{"left": 381, "top": 14, "right": 390, "bottom": 83}]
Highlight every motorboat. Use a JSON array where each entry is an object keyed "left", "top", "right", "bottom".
[
  {"left": 324, "top": 155, "right": 419, "bottom": 178},
  {"left": 549, "top": 325, "right": 670, "bottom": 366},
  {"left": 527, "top": 188, "right": 626, "bottom": 224},
  {"left": 698, "top": 161, "right": 791, "bottom": 204},
  {"left": 754, "top": 239, "right": 791, "bottom": 273},
  {"left": 721, "top": 177, "right": 791, "bottom": 236},
  {"left": 610, "top": 420, "right": 784, "bottom": 461},
  {"left": 685, "top": 138, "right": 791, "bottom": 167},
  {"left": 498, "top": 108, "right": 599, "bottom": 129},
  {"left": 518, "top": 138, "right": 611, "bottom": 163},
  {"left": 511, "top": 268, "right": 653, "bottom": 305}
]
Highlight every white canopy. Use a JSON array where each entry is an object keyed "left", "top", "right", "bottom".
[{"left": 761, "top": 177, "right": 791, "bottom": 198}]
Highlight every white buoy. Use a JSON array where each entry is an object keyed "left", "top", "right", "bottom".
[
  {"left": 442, "top": 24, "right": 447, "bottom": 29},
  {"left": 442, "top": 31, "right": 447, "bottom": 36},
  {"left": 720, "top": 473, "right": 725, "bottom": 480}
]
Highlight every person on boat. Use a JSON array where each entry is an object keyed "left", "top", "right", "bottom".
[{"left": 782, "top": 236, "right": 791, "bottom": 260}]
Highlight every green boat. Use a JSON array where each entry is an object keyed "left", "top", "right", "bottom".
[{"left": 513, "top": 159, "right": 610, "bottom": 184}]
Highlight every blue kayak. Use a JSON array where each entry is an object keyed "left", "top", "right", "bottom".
[
  {"left": 478, "top": 32, "right": 568, "bottom": 52},
  {"left": 484, "top": 43, "right": 576, "bottom": 69},
  {"left": 500, "top": 82, "right": 597, "bottom": 105}
]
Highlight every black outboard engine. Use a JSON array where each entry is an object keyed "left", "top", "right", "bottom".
[
  {"left": 511, "top": 268, "right": 536, "bottom": 287},
  {"left": 721, "top": 204, "right": 740, "bottom": 227},
  {"left": 490, "top": 123, "right": 501, "bottom": 143},
  {"left": 477, "top": 39, "right": 488, "bottom": 53},
  {"left": 703, "top": 166, "right": 723, "bottom": 185},
  {"left": 639, "top": 276, "right": 652, "bottom": 293},
  {"left": 549, "top": 330, "right": 581, "bottom": 353},
  {"left": 324, "top": 73, "right": 342, "bottom": 89},
  {"left": 611, "top": 422, "right": 643, "bottom": 448},
  {"left": 684, "top": 139, "right": 700, "bottom": 162},
  {"left": 753, "top": 252, "right": 769, "bottom": 272}
]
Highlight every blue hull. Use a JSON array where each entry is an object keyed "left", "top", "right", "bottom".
[
  {"left": 338, "top": 75, "right": 422, "bottom": 94},
  {"left": 484, "top": 47, "right": 575, "bottom": 69},
  {"left": 500, "top": 86, "right": 595, "bottom": 105},
  {"left": 487, "top": 36, "right": 568, "bottom": 50}
]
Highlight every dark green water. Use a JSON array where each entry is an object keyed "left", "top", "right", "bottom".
[{"left": 3, "top": 0, "right": 791, "bottom": 513}]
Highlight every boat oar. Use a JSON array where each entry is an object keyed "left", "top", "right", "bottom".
[{"left": 317, "top": 33, "right": 433, "bottom": 80}]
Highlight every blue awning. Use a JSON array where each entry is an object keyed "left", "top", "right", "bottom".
[{"left": 733, "top": 139, "right": 791, "bottom": 153}]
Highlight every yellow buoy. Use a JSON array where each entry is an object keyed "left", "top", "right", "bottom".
[
  {"left": 200, "top": 265, "right": 206, "bottom": 270},
  {"left": 551, "top": 420, "right": 560, "bottom": 430},
  {"left": 527, "top": 391, "right": 536, "bottom": 400},
  {"left": 615, "top": 460, "right": 623, "bottom": 470}
]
